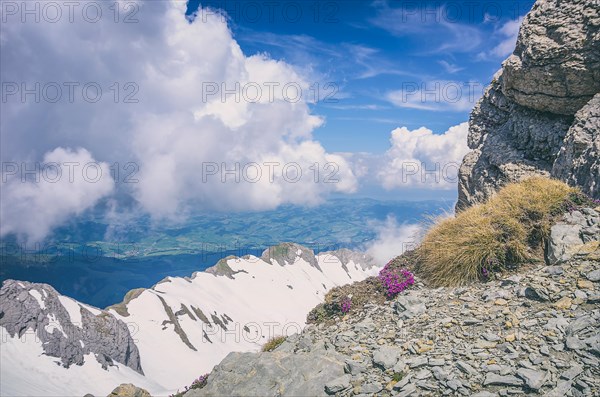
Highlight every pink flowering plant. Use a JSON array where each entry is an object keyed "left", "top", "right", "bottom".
[
  {"left": 170, "top": 374, "right": 209, "bottom": 397},
  {"left": 340, "top": 296, "right": 352, "bottom": 313},
  {"left": 378, "top": 261, "right": 415, "bottom": 298}
]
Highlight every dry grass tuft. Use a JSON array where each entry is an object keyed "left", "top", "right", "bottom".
[
  {"left": 261, "top": 335, "right": 286, "bottom": 352},
  {"left": 416, "top": 177, "right": 576, "bottom": 287}
]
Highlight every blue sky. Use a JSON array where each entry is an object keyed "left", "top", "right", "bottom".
[
  {"left": 188, "top": 0, "right": 535, "bottom": 153},
  {"left": 1, "top": 0, "right": 537, "bottom": 243}
]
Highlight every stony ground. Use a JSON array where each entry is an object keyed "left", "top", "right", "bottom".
[
  {"left": 175, "top": 208, "right": 600, "bottom": 397},
  {"left": 296, "top": 257, "right": 600, "bottom": 397},
  {"left": 185, "top": 250, "right": 599, "bottom": 397}
]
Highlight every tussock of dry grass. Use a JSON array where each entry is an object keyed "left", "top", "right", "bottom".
[
  {"left": 261, "top": 335, "right": 286, "bottom": 352},
  {"left": 416, "top": 177, "right": 576, "bottom": 287}
]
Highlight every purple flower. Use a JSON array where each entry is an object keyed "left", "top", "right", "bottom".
[
  {"left": 482, "top": 267, "right": 489, "bottom": 278},
  {"left": 340, "top": 297, "right": 352, "bottom": 313},
  {"left": 378, "top": 262, "right": 415, "bottom": 298}
]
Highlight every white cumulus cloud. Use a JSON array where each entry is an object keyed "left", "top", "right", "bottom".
[
  {"left": 0, "top": 147, "right": 114, "bottom": 243},
  {"left": 364, "top": 217, "right": 422, "bottom": 265},
  {"left": 0, "top": 0, "right": 357, "bottom": 228},
  {"left": 377, "top": 122, "right": 470, "bottom": 190}
]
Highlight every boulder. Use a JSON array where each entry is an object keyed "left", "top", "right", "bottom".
[{"left": 107, "top": 384, "right": 151, "bottom": 397}]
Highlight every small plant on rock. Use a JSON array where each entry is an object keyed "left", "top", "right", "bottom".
[
  {"left": 557, "top": 190, "right": 598, "bottom": 214},
  {"left": 169, "top": 374, "right": 209, "bottom": 397},
  {"left": 340, "top": 296, "right": 352, "bottom": 313},
  {"left": 378, "top": 261, "right": 415, "bottom": 298},
  {"left": 261, "top": 335, "right": 286, "bottom": 352}
]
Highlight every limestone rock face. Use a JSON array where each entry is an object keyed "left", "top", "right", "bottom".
[
  {"left": 457, "top": 0, "right": 600, "bottom": 211},
  {"left": 184, "top": 338, "right": 347, "bottom": 397},
  {"left": 552, "top": 94, "right": 600, "bottom": 198},
  {"left": 0, "top": 280, "right": 143, "bottom": 374},
  {"left": 502, "top": 0, "right": 600, "bottom": 115}
]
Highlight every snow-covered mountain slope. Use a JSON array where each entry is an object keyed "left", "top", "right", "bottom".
[
  {"left": 0, "top": 280, "right": 167, "bottom": 396},
  {"left": 0, "top": 244, "right": 378, "bottom": 396},
  {"left": 0, "top": 335, "right": 165, "bottom": 397}
]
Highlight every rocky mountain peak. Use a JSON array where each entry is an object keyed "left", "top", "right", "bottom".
[
  {"left": 0, "top": 279, "right": 143, "bottom": 374},
  {"left": 456, "top": 0, "right": 599, "bottom": 211}
]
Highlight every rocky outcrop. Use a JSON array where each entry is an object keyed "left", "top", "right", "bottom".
[
  {"left": 185, "top": 339, "right": 348, "bottom": 396},
  {"left": 186, "top": 241, "right": 600, "bottom": 396},
  {"left": 457, "top": 0, "right": 600, "bottom": 210},
  {"left": 552, "top": 94, "right": 600, "bottom": 197},
  {"left": 261, "top": 242, "right": 322, "bottom": 270},
  {"left": 502, "top": 0, "right": 600, "bottom": 115},
  {"left": 0, "top": 280, "right": 143, "bottom": 374},
  {"left": 107, "top": 383, "right": 151, "bottom": 397},
  {"left": 547, "top": 208, "right": 600, "bottom": 264},
  {"left": 321, "top": 248, "right": 376, "bottom": 273}
]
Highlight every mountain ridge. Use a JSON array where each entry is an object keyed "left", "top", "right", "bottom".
[{"left": 0, "top": 243, "right": 378, "bottom": 396}]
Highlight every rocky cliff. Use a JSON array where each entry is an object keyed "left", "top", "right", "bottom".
[
  {"left": 457, "top": 0, "right": 600, "bottom": 211},
  {"left": 0, "top": 280, "right": 143, "bottom": 374}
]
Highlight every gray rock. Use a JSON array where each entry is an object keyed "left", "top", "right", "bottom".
[
  {"left": 560, "top": 365, "right": 584, "bottom": 380},
  {"left": 393, "top": 374, "right": 412, "bottom": 390},
  {"left": 502, "top": 1, "right": 600, "bottom": 115},
  {"left": 456, "top": 0, "right": 600, "bottom": 210},
  {"left": 516, "top": 368, "right": 547, "bottom": 390},
  {"left": 566, "top": 336, "right": 586, "bottom": 350},
  {"left": 521, "top": 286, "right": 550, "bottom": 302},
  {"left": 548, "top": 380, "right": 572, "bottom": 397},
  {"left": 408, "top": 356, "right": 428, "bottom": 369},
  {"left": 483, "top": 373, "right": 524, "bottom": 387},
  {"left": 344, "top": 360, "right": 367, "bottom": 376},
  {"left": 260, "top": 243, "right": 321, "bottom": 270},
  {"left": 0, "top": 280, "right": 143, "bottom": 374},
  {"left": 566, "top": 315, "right": 596, "bottom": 336},
  {"left": 446, "top": 379, "right": 462, "bottom": 391},
  {"left": 552, "top": 94, "right": 600, "bottom": 197},
  {"left": 372, "top": 347, "right": 400, "bottom": 369},
  {"left": 456, "top": 360, "right": 477, "bottom": 376},
  {"left": 107, "top": 384, "right": 150, "bottom": 397},
  {"left": 324, "top": 374, "right": 351, "bottom": 395},
  {"left": 394, "top": 295, "right": 426, "bottom": 319},
  {"left": 586, "top": 269, "right": 600, "bottom": 282},
  {"left": 396, "top": 383, "right": 417, "bottom": 397},
  {"left": 414, "top": 369, "right": 432, "bottom": 380},
  {"left": 544, "top": 266, "right": 564, "bottom": 275},
  {"left": 431, "top": 366, "right": 447, "bottom": 381},
  {"left": 428, "top": 358, "right": 445, "bottom": 366},
  {"left": 547, "top": 224, "right": 584, "bottom": 265},
  {"left": 186, "top": 348, "right": 347, "bottom": 396},
  {"left": 360, "top": 382, "right": 382, "bottom": 394}
]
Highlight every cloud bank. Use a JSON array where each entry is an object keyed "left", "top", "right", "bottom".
[
  {"left": 0, "top": 148, "right": 114, "bottom": 244},
  {"left": 365, "top": 217, "right": 422, "bottom": 265},
  {"left": 1, "top": 1, "right": 357, "bottom": 239},
  {"left": 377, "top": 122, "right": 470, "bottom": 190}
]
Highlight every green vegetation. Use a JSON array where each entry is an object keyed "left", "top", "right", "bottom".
[
  {"left": 261, "top": 335, "right": 287, "bottom": 352},
  {"left": 307, "top": 276, "right": 388, "bottom": 324}
]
